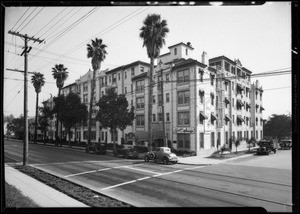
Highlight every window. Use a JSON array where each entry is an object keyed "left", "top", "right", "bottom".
[
  {"left": 232, "top": 98, "right": 234, "bottom": 108},
  {"left": 225, "top": 62, "right": 230, "bottom": 71},
  {"left": 237, "top": 68, "right": 241, "bottom": 77},
  {"left": 199, "top": 69, "right": 204, "bottom": 82},
  {"left": 260, "top": 93, "right": 262, "bottom": 101},
  {"left": 166, "top": 93, "right": 170, "bottom": 102},
  {"left": 136, "top": 97, "right": 145, "bottom": 109},
  {"left": 83, "top": 82, "right": 88, "bottom": 92},
  {"left": 210, "top": 74, "right": 215, "bottom": 86},
  {"left": 211, "top": 132, "right": 215, "bottom": 147},
  {"left": 211, "top": 93, "right": 214, "bottom": 105},
  {"left": 177, "top": 70, "right": 189, "bottom": 83},
  {"left": 166, "top": 113, "right": 170, "bottom": 122},
  {"left": 174, "top": 48, "right": 177, "bottom": 55},
  {"left": 140, "top": 66, "right": 144, "bottom": 72},
  {"left": 153, "top": 114, "right": 156, "bottom": 122},
  {"left": 260, "top": 130, "right": 263, "bottom": 139},
  {"left": 125, "top": 71, "right": 127, "bottom": 79},
  {"left": 177, "top": 133, "right": 190, "bottom": 149},
  {"left": 178, "top": 90, "right": 190, "bottom": 105},
  {"left": 125, "top": 87, "right": 127, "bottom": 94},
  {"left": 231, "top": 66, "right": 235, "bottom": 74},
  {"left": 178, "top": 112, "right": 190, "bottom": 125},
  {"left": 83, "top": 94, "right": 88, "bottom": 103},
  {"left": 225, "top": 132, "right": 228, "bottom": 144},
  {"left": 152, "top": 95, "right": 156, "bottom": 104},
  {"left": 136, "top": 115, "right": 145, "bottom": 126},
  {"left": 199, "top": 91, "right": 204, "bottom": 104},
  {"left": 158, "top": 75, "right": 162, "bottom": 90},
  {"left": 186, "top": 48, "right": 188, "bottom": 56},
  {"left": 232, "top": 115, "right": 235, "bottom": 124},
  {"left": 105, "top": 76, "right": 107, "bottom": 86},
  {"left": 91, "top": 118, "right": 96, "bottom": 127},
  {"left": 200, "top": 133, "right": 204, "bottom": 148},
  {"left": 131, "top": 67, "right": 135, "bottom": 76},
  {"left": 166, "top": 73, "right": 170, "bottom": 82},
  {"left": 109, "top": 75, "right": 111, "bottom": 83},
  {"left": 158, "top": 94, "right": 162, "bottom": 106},
  {"left": 136, "top": 80, "right": 145, "bottom": 92},
  {"left": 118, "top": 72, "right": 120, "bottom": 80},
  {"left": 158, "top": 113, "right": 163, "bottom": 122},
  {"left": 256, "top": 130, "right": 258, "bottom": 139},
  {"left": 112, "top": 73, "right": 117, "bottom": 83},
  {"left": 256, "top": 117, "right": 258, "bottom": 126}
]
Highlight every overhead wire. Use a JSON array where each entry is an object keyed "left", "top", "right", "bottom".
[
  {"left": 11, "top": 7, "right": 31, "bottom": 31},
  {"left": 18, "top": 7, "right": 45, "bottom": 32},
  {"left": 14, "top": 7, "right": 38, "bottom": 32}
]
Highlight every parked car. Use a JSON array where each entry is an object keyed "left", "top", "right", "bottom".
[
  {"left": 85, "top": 142, "right": 106, "bottom": 154},
  {"left": 114, "top": 147, "right": 138, "bottom": 159},
  {"left": 256, "top": 140, "right": 277, "bottom": 155},
  {"left": 144, "top": 147, "right": 179, "bottom": 164},
  {"left": 279, "top": 140, "right": 292, "bottom": 150}
]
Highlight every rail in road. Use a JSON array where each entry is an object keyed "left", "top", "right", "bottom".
[{"left": 5, "top": 140, "right": 292, "bottom": 211}]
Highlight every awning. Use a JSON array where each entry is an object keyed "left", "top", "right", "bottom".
[
  {"left": 237, "top": 99, "right": 244, "bottom": 107},
  {"left": 200, "top": 112, "right": 208, "bottom": 120},
  {"left": 152, "top": 130, "right": 164, "bottom": 139},
  {"left": 211, "top": 112, "right": 218, "bottom": 121},
  {"left": 134, "top": 131, "right": 148, "bottom": 141},
  {"left": 224, "top": 115, "right": 231, "bottom": 121},
  {"left": 236, "top": 83, "right": 244, "bottom": 91},
  {"left": 224, "top": 97, "right": 230, "bottom": 104},
  {"left": 246, "top": 103, "right": 251, "bottom": 109},
  {"left": 260, "top": 106, "right": 265, "bottom": 111},
  {"left": 237, "top": 115, "right": 245, "bottom": 123}
]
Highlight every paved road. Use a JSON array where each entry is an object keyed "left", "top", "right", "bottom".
[{"left": 4, "top": 139, "right": 292, "bottom": 211}]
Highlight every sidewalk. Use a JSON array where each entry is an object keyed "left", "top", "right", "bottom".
[{"left": 5, "top": 164, "right": 89, "bottom": 208}]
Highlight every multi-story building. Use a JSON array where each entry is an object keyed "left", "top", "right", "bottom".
[{"left": 45, "top": 42, "right": 264, "bottom": 156}]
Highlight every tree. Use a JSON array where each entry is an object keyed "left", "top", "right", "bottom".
[
  {"left": 59, "top": 92, "right": 88, "bottom": 147},
  {"left": 139, "top": 14, "right": 169, "bottom": 151},
  {"left": 264, "top": 114, "right": 292, "bottom": 141},
  {"left": 10, "top": 115, "right": 25, "bottom": 140},
  {"left": 96, "top": 87, "right": 135, "bottom": 153},
  {"left": 31, "top": 72, "right": 45, "bottom": 144},
  {"left": 38, "top": 105, "right": 53, "bottom": 143},
  {"left": 87, "top": 38, "right": 107, "bottom": 146},
  {"left": 234, "top": 139, "right": 241, "bottom": 154},
  {"left": 51, "top": 64, "right": 68, "bottom": 145}
]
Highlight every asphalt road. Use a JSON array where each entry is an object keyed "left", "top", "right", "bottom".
[{"left": 4, "top": 139, "right": 292, "bottom": 211}]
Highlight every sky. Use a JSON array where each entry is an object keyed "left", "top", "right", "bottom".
[{"left": 3, "top": 2, "right": 292, "bottom": 120}]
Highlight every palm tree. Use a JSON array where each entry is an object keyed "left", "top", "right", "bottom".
[
  {"left": 51, "top": 64, "right": 68, "bottom": 146},
  {"left": 139, "top": 14, "right": 169, "bottom": 151},
  {"left": 31, "top": 72, "right": 45, "bottom": 144},
  {"left": 87, "top": 38, "right": 107, "bottom": 146}
]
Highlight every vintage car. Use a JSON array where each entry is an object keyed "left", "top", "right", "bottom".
[
  {"left": 114, "top": 141, "right": 139, "bottom": 159},
  {"left": 256, "top": 140, "right": 277, "bottom": 155},
  {"left": 85, "top": 142, "right": 106, "bottom": 154},
  {"left": 144, "top": 147, "right": 179, "bottom": 164},
  {"left": 279, "top": 140, "right": 292, "bottom": 150}
]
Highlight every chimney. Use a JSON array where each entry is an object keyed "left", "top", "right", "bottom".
[{"left": 201, "top": 51, "right": 208, "bottom": 65}]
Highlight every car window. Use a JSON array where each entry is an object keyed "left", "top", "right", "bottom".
[{"left": 164, "top": 148, "right": 171, "bottom": 153}]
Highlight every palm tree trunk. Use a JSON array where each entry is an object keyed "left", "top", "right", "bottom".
[
  {"left": 68, "top": 129, "right": 71, "bottom": 147},
  {"left": 55, "top": 89, "right": 61, "bottom": 146},
  {"left": 148, "top": 57, "right": 154, "bottom": 151},
  {"left": 88, "top": 70, "right": 96, "bottom": 145},
  {"left": 34, "top": 92, "right": 39, "bottom": 144},
  {"left": 111, "top": 128, "right": 116, "bottom": 155}
]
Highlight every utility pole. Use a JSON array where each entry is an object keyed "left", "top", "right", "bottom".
[
  {"left": 8, "top": 30, "right": 44, "bottom": 166},
  {"left": 158, "top": 60, "right": 167, "bottom": 147}
]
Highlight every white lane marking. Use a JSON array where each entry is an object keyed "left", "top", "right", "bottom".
[
  {"left": 101, "top": 165, "right": 207, "bottom": 191},
  {"left": 101, "top": 180, "right": 137, "bottom": 191},
  {"left": 63, "top": 163, "right": 144, "bottom": 178},
  {"left": 123, "top": 166, "right": 162, "bottom": 175},
  {"left": 112, "top": 163, "right": 144, "bottom": 169}
]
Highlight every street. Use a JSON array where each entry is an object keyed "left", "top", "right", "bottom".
[{"left": 4, "top": 139, "right": 292, "bottom": 211}]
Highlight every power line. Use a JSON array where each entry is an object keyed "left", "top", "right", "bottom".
[
  {"left": 11, "top": 8, "right": 31, "bottom": 31},
  {"left": 5, "top": 85, "right": 24, "bottom": 108},
  {"left": 18, "top": 7, "right": 45, "bottom": 32},
  {"left": 35, "top": 7, "right": 149, "bottom": 72},
  {"left": 14, "top": 7, "right": 38, "bottom": 32}
]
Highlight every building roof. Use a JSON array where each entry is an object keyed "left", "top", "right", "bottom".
[
  {"left": 61, "top": 82, "right": 76, "bottom": 89},
  {"left": 209, "top": 55, "right": 252, "bottom": 74},
  {"left": 168, "top": 42, "right": 194, "bottom": 50},
  {"left": 132, "top": 72, "right": 148, "bottom": 81},
  {"left": 172, "top": 58, "right": 206, "bottom": 70},
  {"left": 105, "top": 60, "right": 150, "bottom": 74}
]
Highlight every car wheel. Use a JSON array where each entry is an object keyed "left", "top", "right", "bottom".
[
  {"left": 149, "top": 152, "right": 156, "bottom": 160},
  {"left": 125, "top": 152, "right": 129, "bottom": 159},
  {"left": 133, "top": 151, "right": 138, "bottom": 159},
  {"left": 162, "top": 157, "right": 169, "bottom": 165},
  {"left": 144, "top": 155, "right": 150, "bottom": 162}
]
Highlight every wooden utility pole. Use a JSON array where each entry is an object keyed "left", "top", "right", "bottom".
[{"left": 7, "top": 30, "right": 44, "bottom": 166}]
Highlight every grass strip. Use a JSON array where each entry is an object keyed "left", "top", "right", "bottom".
[{"left": 13, "top": 165, "right": 132, "bottom": 207}]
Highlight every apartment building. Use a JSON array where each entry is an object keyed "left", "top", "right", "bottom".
[{"left": 44, "top": 42, "right": 264, "bottom": 156}]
